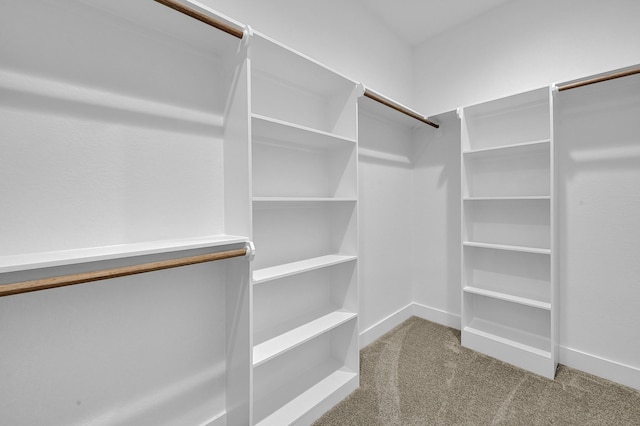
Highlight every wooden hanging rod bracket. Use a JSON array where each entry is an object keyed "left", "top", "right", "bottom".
[
  {"left": 364, "top": 89, "right": 439, "bottom": 128},
  {"left": 154, "top": 0, "right": 244, "bottom": 39},
  {"left": 556, "top": 66, "right": 640, "bottom": 92},
  {"left": 0, "top": 247, "right": 249, "bottom": 297}
]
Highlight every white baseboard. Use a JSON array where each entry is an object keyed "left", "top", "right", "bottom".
[
  {"left": 411, "top": 303, "right": 461, "bottom": 330},
  {"left": 359, "top": 303, "right": 461, "bottom": 349},
  {"left": 359, "top": 304, "right": 414, "bottom": 349},
  {"left": 559, "top": 345, "right": 640, "bottom": 391}
]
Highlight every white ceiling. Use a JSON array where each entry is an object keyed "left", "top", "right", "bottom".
[{"left": 353, "top": 0, "right": 514, "bottom": 46}]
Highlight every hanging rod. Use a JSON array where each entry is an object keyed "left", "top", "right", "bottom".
[
  {"left": 0, "top": 247, "right": 248, "bottom": 297},
  {"left": 154, "top": 0, "right": 244, "bottom": 39},
  {"left": 557, "top": 66, "right": 640, "bottom": 92},
  {"left": 364, "top": 89, "right": 439, "bottom": 128}
]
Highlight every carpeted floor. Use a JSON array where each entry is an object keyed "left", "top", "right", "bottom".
[{"left": 313, "top": 316, "right": 640, "bottom": 425}]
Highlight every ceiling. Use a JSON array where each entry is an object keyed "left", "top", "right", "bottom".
[{"left": 353, "top": 0, "right": 514, "bottom": 46}]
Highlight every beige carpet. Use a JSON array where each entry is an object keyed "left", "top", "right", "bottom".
[{"left": 314, "top": 317, "right": 640, "bottom": 425}]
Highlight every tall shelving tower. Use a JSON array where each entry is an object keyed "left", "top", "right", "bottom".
[
  {"left": 247, "top": 32, "right": 360, "bottom": 425},
  {"left": 459, "top": 87, "right": 557, "bottom": 379}
]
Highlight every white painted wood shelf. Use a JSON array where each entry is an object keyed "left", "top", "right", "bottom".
[
  {"left": 253, "top": 254, "right": 357, "bottom": 285},
  {"left": 252, "top": 113, "right": 356, "bottom": 147},
  {"left": 0, "top": 235, "right": 249, "bottom": 274},
  {"left": 463, "top": 196, "right": 551, "bottom": 201},
  {"left": 463, "top": 285, "right": 551, "bottom": 310},
  {"left": 462, "top": 138, "right": 550, "bottom": 156},
  {"left": 251, "top": 111, "right": 357, "bottom": 200},
  {"left": 253, "top": 310, "right": 357, "bottom": 367},
  {"left": 255, "top": 367, "right": 357, "bottom": 426},
  {"left": 253, "top": 197, "right": 357, "bottom": 204},
  {"left": 464, "top": 318, "right": 551, "bottom": 359},
  {"left": 463, "top": 241, "right": 551, "bottom": 255}
]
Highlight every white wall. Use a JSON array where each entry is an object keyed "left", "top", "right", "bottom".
[
  {"left": 201, "top": 0, "right": 415, "bottom": 104},
  {"left": 411, "top": 111, "right": 461, "bottom": 327},
  {"left": 357, "top": 99, "right": 416, "bottom": 346},
  {"left": 555, "top": 75, "right": 640, "bottom": 389},
  {"left": 357, "top": 104, "right": 462, "bottom": 345},
  {"left": 413, "top": 0, "right": 640, "bottom": 116}
]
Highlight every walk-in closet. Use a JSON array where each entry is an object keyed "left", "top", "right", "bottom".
[{"left": 2, "top": 0, "right": 639, "bottom": 424}]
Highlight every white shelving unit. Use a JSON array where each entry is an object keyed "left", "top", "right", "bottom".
[
  {"left": 459, "top": 87, "right": 557, "bottom": 379},
  {"left": 248, "top": 32, "right": 360, "bottom": 425},
  {"left": 0, "top": 1, "right": 252, "bottom": 425}
]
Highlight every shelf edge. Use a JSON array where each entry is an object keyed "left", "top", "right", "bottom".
[
  {"left": 253, "top": 254, "right": 357, "bottom": 285},
  {"left": 463, "top": 241, "right": 551, "bottom": 255},
  {"left": 463, "top": 138, "right": 550, "bottom": 155},
  {"left": 251, "top": 113, "right": 357, "bottom": 144},
  {"left": 463, "top": 196, "right": 551, "bottom": 201},
  {"left": 253, "top": 311, "right": 357, "bottom": 367},
  {"left": 0, "top": 235, "right": 249, "bottom": 274},
  {"left": 463, "top": 325, "right": 552, "bottom": 359},
  {"left": 463, "top": 286, "right": 551, "bottom": 310},
  {"left": 255, "top": 367, "right": 357, "bottom": 426},
  {"left": 252, "top": 197, "right": 357, "bottom": 203}
]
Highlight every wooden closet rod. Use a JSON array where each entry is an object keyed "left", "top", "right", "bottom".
[
  {"left": 557, "top": 66, "right": 640, "bottom": 92},
  {"left": 364, "top": 89, "right": 439, "bottom": 128},
  {"left": 154, "top": 0, "right": 244, "bottom": 39},
  {"left": 0, "top": 247, "right": 248, "bottom": 297}
]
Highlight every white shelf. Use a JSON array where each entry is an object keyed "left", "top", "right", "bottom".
[
  {"left": 463, "top": 196, "right": 551, "bottom": 201},
  {"left": 463, "top": 241, "right": 551, "bottom": 255},
  {"left": 462, "top": 139, "right": 550, "bottom": 198},
  {"left": 252, "top": 113, "right": 356, "bottom": 146},
  {"left": 253, "top": 197, "right": 357, "bottom": 205},
  {"left": 256, "top": 367, "right": 357, "bottom": 426},
  {"left": 463, "top": 286, "right": 551, "bottom": 310},
  {"left": 463, "top": 139, "right": 550, "bottom": 156},
  {"left": 464, "top": 318, "right": 551, "bottom": 359},
  {"left": 253, "top": 310, "right": 357, "bottom": 367},
  {"left": 0, "top": 235, "right": 248, "bottom": 274},
  {"left": 251, "top": 115, "right": 357, "bottom": 199},
  {"left": 253, "top": 254, "right": 357, "bottom": 285}
]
